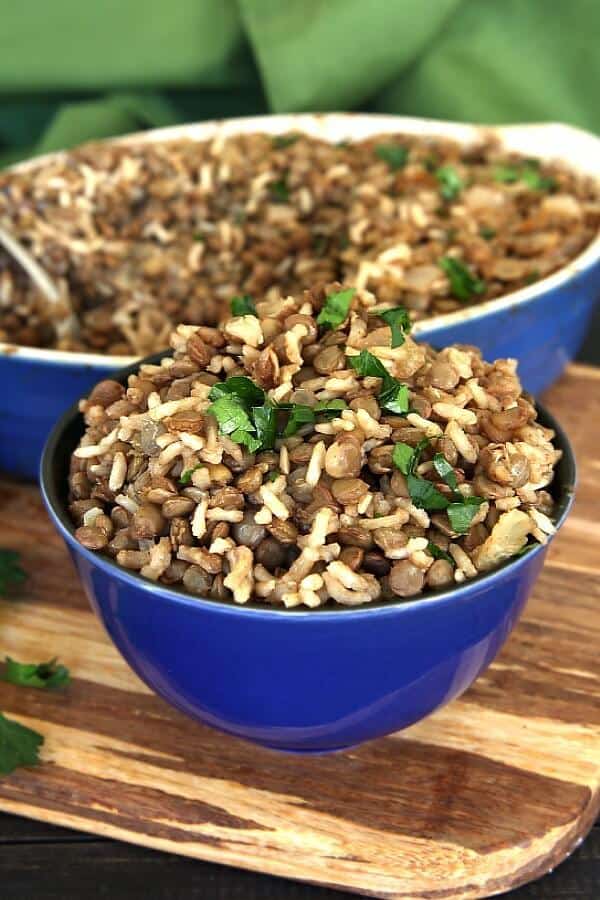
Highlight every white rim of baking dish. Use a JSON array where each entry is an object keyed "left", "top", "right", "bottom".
[{"left": 3, "top": 112, "right": 599, "bottom": 368}]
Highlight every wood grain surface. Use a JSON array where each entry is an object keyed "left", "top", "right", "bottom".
[{"left": 0, "top": 364, "right": 599, "bottom": 900}]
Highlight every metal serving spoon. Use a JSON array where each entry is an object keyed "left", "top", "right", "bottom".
[{"left": 0, "top": 224, "right": 79, "bottom": 340}]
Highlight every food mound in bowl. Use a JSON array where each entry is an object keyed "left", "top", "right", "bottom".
[
  {"left": 2, "top": 131, "right": 598, "bottom": 354},
  {"left": 69, "top": 285, "right": 561, "bottom": 607}
]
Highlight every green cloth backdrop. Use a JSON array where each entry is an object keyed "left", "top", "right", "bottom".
[{"left": 0, "top": 0, "right": 597, "bottom": 165}]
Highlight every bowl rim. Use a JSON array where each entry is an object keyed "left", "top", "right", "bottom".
[
  {"left": 4, "top": 112, "right": 600, "bottom": 368},
  {"left": 39, "top": 349, "right": 577, "bottom": 620}
]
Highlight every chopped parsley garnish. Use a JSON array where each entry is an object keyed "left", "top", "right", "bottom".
[
  {"left": 230, "top": 295, "right": 257, "bottom": 317},
  {"left": 266, "top": 470, "right": 280, "bottom": 482},
  {"left": 494, "top": 165, "right": 520, "bottom": 183},
  {"left": 316, "top": 288, "right": 355, "bottom": 330},
  {"left": 270, "top": 175, "right": 290, "bottom": 202},
  {"left": 521, "top": 165, "right": 556, "bottom": 192},
  {"left": 252, "top": 403, "right": 277, "bottom": 450},
  {"left": 347, "top": 350, "right": 410, "bottom": 415},
  {"left": 392, "top": 438, "right": 429, "bottom": 476},
  {"left": 407, "top": 474, "right": 449, "bottom": 510},
  {"left": 283, "top": 400, "right": 348, "bottom": 437},
  {"left": 378, "top": 306, "right": 412, "bottom": 348},
  {"left": 209, "top": 396, "right": 258, "bottom": 449},
  {"left": 524, "top": 269, "right": 540, "bottom": 285},
  {"left": 427, "top": 542, "right": 455, "bottom": 565},
  {"left": 447, "top": 496, "right": 485, "bottom": 533},
  {"left": 436, "top": 166, "right": 464, "bottom": 201},
  {"left": 3, "top": 657, "right": 70, "bottom": 690},
  {"left": 209, "top": 376, "right": 265, "bottom": 407},
  {"left": 375, "top": 144, "right": 409, "bottom": 171},
  {"left": 0, "top": 550, "right": 26, "bottom": 597},
  {"left": 378, "top": 380, "right": 410, "bottom": 415},
  {"left": 314, "top": 399, "right": 347, "bottom": 417},
  {"left": 272, "top": 134, "right": 299, "bottom": 149},
  {"left": 495, "top": 160, "right": 555, "bottom": 192},
  {"left": 439, "top": 257, "right": 486, "bottom": 302},
  {"left": 283, "top": 404, "right": 316, "bottom": 437},
  {"left": 180, "top": 465, "right": 202, "bottom": 485},
  {"left": 208, "top": 376, "right": 347, "bottom": 447},
  {"left": 347, "top": 349, "right": 388, "bottom": 380},
  {"left": 479, "top": 226, "right": 496, "bottom": 240},
  {"left": 0, "top": 713, "right": 43, "bottom": 775},
  {"left": 393, "top": 442, "right": 483, "bottom": 523},
  {"left": 432, "top": 452, "right": 458, "bottom": 491}
]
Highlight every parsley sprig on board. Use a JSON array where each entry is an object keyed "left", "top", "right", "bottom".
[
  {"left": 0, "top": 713, "right": 43, "bottom": 776},
  {"left": 3, "top": 657, "right": 71, "bottom": 690},
  {"left": 316, "top": 288, "right": 355, "bottom": 330},
  {"left": 0, "top": 550, "right": 26, "bottom": 597}
]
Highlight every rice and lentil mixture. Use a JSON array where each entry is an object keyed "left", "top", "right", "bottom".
[
  {"left": 1, "top": 131, "right": 598, "bottom": 354},
  {"left": 69, "top": 284, "right": 561, "bottom": 606}
]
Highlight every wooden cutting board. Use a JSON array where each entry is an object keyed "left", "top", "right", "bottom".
[{"left": 0, "top": 364, "right": 599, "bottom": 900}]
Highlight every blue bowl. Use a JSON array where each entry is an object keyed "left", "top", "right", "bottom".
[
  {"left": 5, "top": 114, "right": 599, "bottom": 479},
  {"left": 39, "top": 364, "right": 575, "bottom": 754}
]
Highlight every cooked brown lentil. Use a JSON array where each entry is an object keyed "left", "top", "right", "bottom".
[
  {"left": 2, "top": 133, "right": 598, "bottom": 354},
  {"left": 68, "top": 283, "right": 561, "bottom": 606}
]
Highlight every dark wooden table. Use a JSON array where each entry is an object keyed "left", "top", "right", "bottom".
[{"left": 1, "top": 303, "right": 599, "bottom": 900}]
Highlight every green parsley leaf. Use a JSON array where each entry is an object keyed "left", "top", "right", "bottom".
[
  {"left": 439, "top": 257, "right": 486, "bottom": 302},
  {"left": 266, "top": 470, "right": 280, "bottom": 482},
  {"left": 433, "top": 453, "right": 458, "bottom": 491},
  {"left": 392, "top": 442, "right": 415, "bottom": 476},
  {"left": 347, "top": 349, "right": 389, "bottom": 380},
  {"left": 0, "top": 550, "right": 26, "bottom": 597},
  {"left": 378, "top": 380, "right": 409, "bottom": 415},
  {"left": 494, "top": 161, "right": 555, "bottom": 191},
  {"left": 270, "top": 175, "right": 289, "bottom": 203},
  {"left": 407, "top": 474, "right": 449, "bottom": 510},
  {"left": 479, "top": 226, "right": 496, "bottom": 240},
  {"left": 375, "top": 144, "right": 409, "bottom": 171},
  {"left": 229, "top": 428, "right": 262, "bottom": 453},
  {"left": 209, "top": 376, "right": 265, "bottom": 407},
  {"left": 208, "top": 396, "right": 254, "bottom": 436},
  {"left": 524, "top": 269, "right": 540, "bottom": 285},
  {"left": 427, "top": 542, "right": 455, "bottom": 565},
  {"left": 272, "top": 134, "right": 299, "bottom": 149},
  {"left": 514, "top": 540, "right": 540, "bottom": 558},
  {"left": 316, "top": 288, "right": 355, "bottom": 330},
  {"left": 520, "top": 165, "right": 556, "bottom": 192},
  {"left": 378, "top": 306, "right": 412, "bottom": 348},
  {"left": 4, "top": 657, "right": 70, "bottom": 690},
  {"left": 0, "top": 712, "right": 43, "bottom": 775},
  {"left": 180, "top": 465, "right": 202, "bottom": 485},
  {"left": 393, "top": 438, "right": 429, "bottom": 476},
  {"left": 252, "top": 403, "right": 277, "bottom": 450},
  {"left": 283, "top": 405, "right": 315, "bottom": 437},
  {"left": 447, "top": 496, "right": 484, "bottom": 533},
  {"left": 348, "top": 350, "right": 410, "bottom": 415},
  {"left": 230, "top": 295, "right": 257, "bottom": 317},
  {"left": 494, "top": 165, "right": 520, "bottom": 183},
  {"left": 436, "top": 166, "right": 464, "bottom": 201},
  {"left": 313, "top": 399, "right": 347, "bottom": 417}
]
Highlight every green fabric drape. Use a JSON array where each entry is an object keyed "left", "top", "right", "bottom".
[{"left": 0, "top": 0, "right": 597, "bottom": 166}]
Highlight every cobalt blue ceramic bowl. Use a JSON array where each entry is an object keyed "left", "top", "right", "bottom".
[
  {"left": 5, "top": 113, "right": 599, "bottom": 479},
  {"left": 39, "top": 359, "right": 575, "bottom": 754}
]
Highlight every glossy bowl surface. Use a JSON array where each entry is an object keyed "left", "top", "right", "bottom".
[
  {"left": 6, "top": 113, "right": 599, "bottom": 479},
  {"left": 39, "top": 360, "right": 576, "bottom": 753}
]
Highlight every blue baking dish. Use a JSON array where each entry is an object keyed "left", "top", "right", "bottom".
[{"left": 4, "top": 114, "right": 599, "bottom": 478}]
